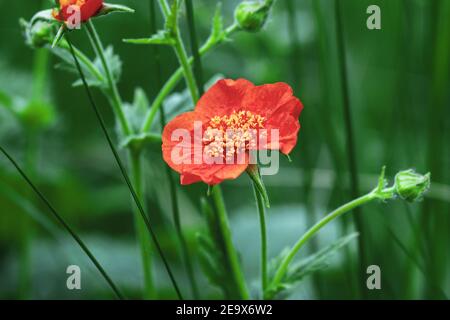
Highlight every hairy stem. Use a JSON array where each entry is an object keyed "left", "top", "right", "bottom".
[{"left": 269, "top": 192, "right": 376, "bottom": 298}]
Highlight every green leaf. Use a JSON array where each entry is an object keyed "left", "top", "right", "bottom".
[
  {"left": 211, "top": 3, "right": 225, "bottom": 42},
  {"left": 52, "top": 48, "right": 103, "bottom": 88},
  {"left": 97, "top": 46, "right": 122, "bottom": 84},
  {"left": 96, "top": 3, "right": 135, "bottom": 17},
  {"left": 123, "top": 30, "right": 175, "bottom": 46},
  {"left": 119, "top": 132, "right": 162, "bottom": 151},
  {"left": 52, "top": 45, "right": 120, "bottom": 89},
  {"left": 118, "top": 88, "right": 162, "bottom": 151},
  {"left": 266, "top": 233, "right": 359, "bottom": 299},
  {"left": 123, "top": 88, "right": 150, "bottom": 131}
]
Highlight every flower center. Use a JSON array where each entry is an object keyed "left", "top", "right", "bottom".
[{"left": 203, "top": 110, "right": 265, "bottom": 160}]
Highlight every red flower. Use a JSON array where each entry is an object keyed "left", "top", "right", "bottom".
[
  {"left": 162, "top": 79, "right": 303, "bottom": 185},
  {"left": 52, "top": 0, "right": 103, "bottom": 23}
]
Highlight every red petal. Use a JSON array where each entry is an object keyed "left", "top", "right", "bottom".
[
  {"left": 162, "top": 111, "right": 249, "bottom": 185},
  {"left": 242, "top": 82, "right": 303, "bottom": 154},
  {"left": 242, "top": 82, "right": 302, "bottom": 119},
  {"left": 195, "top": 79, "right": 255, "bottom": 118},
  {"left": 60, "top": 0, "right": 103, "bottom": 22}
]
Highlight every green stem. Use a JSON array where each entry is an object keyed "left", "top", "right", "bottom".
[
  {"left": 0, "top": 145, "right": 124, "bottom": 299},
  {"left": 85, "top": 20, "right": 132, "bottom": 136},
  {"left": 157, "top": 0, "right": 199, "bottom": 102},
  {"left": 84, "top": 22, "right": 156, "bottom": 298},
  {"left": 140, "top": 23, "right": 239, "bottom": 133},
  {"left": 334, "top": 0, "right": 366, "bottom": 298},
  {"left": 149, "top": 0, "right": 199, "bottom": 298},
  {"left": 185, "top": 0, "right": 205, "bottom": 96},
  {"left": 172, "top": 36, "right": 199, "bottom": 103},
  {"left": 129, "top": 151, "right": 155, "bottom": 299},
  {"left": 211, "top": 186, "right": 250, "bottom": 300},
  {"left": 252, "top": 181, "right": 268, "bottom": 297},
  {"left": 58, "top": 41, "right": 105, "bottom": 83},
  {"left": 66, "top": 34, "right": 182, "bottom": 299},
  {"left": 269, "top": 192, "right": 376, "bottom": 297}
]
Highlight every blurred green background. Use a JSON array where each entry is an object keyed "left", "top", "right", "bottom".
[{"left": 0, "top": 0, "right": 449, "bottom": 299}]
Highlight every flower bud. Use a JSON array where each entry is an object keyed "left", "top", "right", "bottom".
[
  {"left": 20, "top": 19, "right": 55, "bottom": 48},
  {"left": 234, "top": 0, "right": 274, "bottom": 32},
  {"left": 394, "top": 170, "right": 430, "bottom": 202}
]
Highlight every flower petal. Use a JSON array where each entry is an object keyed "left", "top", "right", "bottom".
[
  {"left": 242, "top": 82, "right": 302, "bottom": 119},
  {"left": 243, "top": 82, "right": 303, "bottom": 154},
  {"left": 195, "top": 78, "right": 255, "bottom": 118},
  {"left": 162, "top": 111, "right": 249, "bottom": 185}
]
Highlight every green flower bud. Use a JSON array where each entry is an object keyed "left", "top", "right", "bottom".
[
  {"left": 20, "top": 18, "right": 55, "bottom": 48},
  {"left": 234, "top": 0, "right": 274, "bottom": 32},
  {"left": 394, "top": 169, "right": 431, "bottom": 202}
]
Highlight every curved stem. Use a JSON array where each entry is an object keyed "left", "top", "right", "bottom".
[
  {"left": 140, "top": 23, "right": 239, "bottom": 133},
  {"left": 85, "top": 20, "right": 132, "bottom": 136},
  {"left": 269, "top": 192, "right": 376, "bottom": 297},
  {"left": 129, "top": 151, "right": 155, "bottom": 299},
  {"left": 212, "top": 186, "right": 250, "bottom": 300},
  {"left": 252, "top": 181, "right": 268, "bottom": 297}
]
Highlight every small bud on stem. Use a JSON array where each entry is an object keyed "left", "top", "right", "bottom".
[{"left": 234, "top": 0, "right": 275, "bottom": 32}]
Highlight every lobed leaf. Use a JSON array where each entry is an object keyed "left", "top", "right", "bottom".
[{"left": 266, "top": 233, "right": 359, "bottom": 299}]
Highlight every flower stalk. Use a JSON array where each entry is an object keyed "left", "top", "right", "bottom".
[
  {"left": 156, "top": 0, "right": 250, "bottom": 298},
  {"left": 265, "top": 167, "right": 430, "bottom": 299},
  {"left": 252, "top": 179, "right": 268, "bottom": 295},
  {"left": 158, "top": 0, "right": 199, "bottom": 103}
]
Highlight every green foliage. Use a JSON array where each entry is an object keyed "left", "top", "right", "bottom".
[
  {"left": 123, "top": 30, "right": 175, "bottom": 46},
  {"left": 119, "top": 88, "right": 162, "bottom": 151},
  {"left": 53, "top": 45, "right": 121, "bottom": 89},
  {"left": 266, "top": 233, "right": 359, "bottom": 299},
  {"left": 97, "top": 3, "right": 135, "bottom": 17}
]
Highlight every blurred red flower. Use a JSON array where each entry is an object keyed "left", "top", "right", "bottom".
[
  {"left": 52, "top": 0, "right": 103, "bottom": 22},
  {"left": 162, "top": 79, "right": 303, "bottom": 185}
]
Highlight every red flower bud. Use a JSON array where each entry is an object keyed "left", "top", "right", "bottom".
[{"left": 52, "top": 0, "right": 104, "bottom": 23}]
